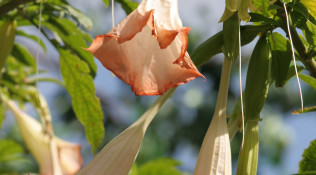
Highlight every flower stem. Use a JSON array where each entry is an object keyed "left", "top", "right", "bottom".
[{"left": 214, "top": 57, "right": 232, "bottom": 115}]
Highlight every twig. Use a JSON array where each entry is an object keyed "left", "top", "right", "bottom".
[{"left": 0, "top": 0, "right": 36, "bottom": 17}]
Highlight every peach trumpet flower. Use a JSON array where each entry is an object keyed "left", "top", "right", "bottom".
[
  {"left": 86, "top": 0, "right": 204, "bottom": 95},
  {"left": 4, "top": 99, "right": 83, "bottom": 175}
]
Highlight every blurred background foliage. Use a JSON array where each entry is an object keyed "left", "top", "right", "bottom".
[{"left": 0, "top": 0, "right": 315, "bottom": 174}]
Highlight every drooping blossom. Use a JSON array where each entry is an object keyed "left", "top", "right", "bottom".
[
  {"left": 194, "top": 58, "right": 232, "bottom": 175},
  {"left": 86, "top": 0, "right": 204, "bottom": 95},
  {"left": 77, "top": 88, "right": 176, "bottom": 175},
  {"left": 5, "top": 99, "right": 83, "bottom": 175}
]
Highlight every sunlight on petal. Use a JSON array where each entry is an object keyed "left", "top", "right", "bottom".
[
  {"left": 194, "top": 58, "right": 232, "bottom": 175},
  {"left": 86, "top": 0, "right": 204, "bottom": 95}
]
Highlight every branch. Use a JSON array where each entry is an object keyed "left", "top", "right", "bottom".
[
  {"left": 277, "top": 5, "right": 316, "bottom": 78},
  {"left": 0, "top": 0, "right": 36, "bottom": 17}
]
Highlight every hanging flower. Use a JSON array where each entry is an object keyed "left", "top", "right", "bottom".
[
  {"left": 86, "top": 0, "right": 204, "bottom": 95},
  {"left": 194, "top": 58, "right": 232, "bottom": 175},
  {"left": 5, "top": 100, "right": 83, "bottom": 175}
]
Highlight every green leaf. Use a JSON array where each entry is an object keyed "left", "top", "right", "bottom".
[
  {"left": 240, "top": 24, "right": 273, "bottom": 46},
  {"left": 16, "top": 30, "right": 47, "bottom": 52},
  {"left": 129, "top": 164, "right": 139, "bottom": 175},
  {"left": 300, "top": 0, "right": 316, "bottom": 20},
  {"left": 268, "top": 32, "right": 292, "bottom": 87},
  {"left": 299, "top": 139, "right": 316, "bottom": 173},
  {"left": 299, "top": 73, "right": 316, "bottom": 90},
  {"left": 138, "top": 158, "right": 182, "bottom": 175},
  {"left": 0, "top": 139, "right": 24, "bottom": 163},
  {"left": 303, "top": 21, "right": 316, "bottom": 46},
  {"left": 59, "top": 49, "right": 104, "bottom": 154},
  {"left": 285, "top": 65, "right": 304, "bottom": 83},
  {"left": 41, "top": 17, "right": 97, "bottom": 77},
  {"left": 11, "top": 44, "right": 36, "bottom": 69},
  {"left": 116, "top": 0, "right": 138, "bottom": 15},
  {"left": 191, "top": 31, "right": 223, "bottom": 67},
  {"left": 294, "top": 172, "right": 316, "bottom": 175},
  {"left": 191, "top": 24, "right": 273, "bottom": 68},
  {"left": 103, "top": 0, "right": 109, "bottom": 7},
  {"left": 244, "top": 34, "right": 271, "bottom": 120},
  {"left": 0, "top": 19, "right": 16, "bottom": 70},
  {"left": 0, "top": 103, "right": 4, "bottom": 129},
  {"left": 249, "top": 13, "right": 277, "bottom": 24},
  {"left": 46, "top": 4, "right": 93, "bottom": 30},
  {"left": 252, "top": 0, "right": 272, "bottom": 17}
]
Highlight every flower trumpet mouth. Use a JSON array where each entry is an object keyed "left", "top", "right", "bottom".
[
  {"left": 86, "top": 0, "right": 204, "bottom": 96},
  {"left": 4, "top": 99, "right": 83, "bottom": 175}
]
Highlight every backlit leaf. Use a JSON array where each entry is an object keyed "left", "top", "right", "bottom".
[
  {"left": 138, "top": 158, "right": 182, "bottom": 175},
  {"left": 11, "top": 44, "right": 36, "bottom": 69},
  {"left": 301, "top": 0, "right": 316, "bottom": 20},
  {"left": 41, "top": 17, "right": 96, "bottom": 77},
  {"left": 191, "top": 31, "right": 223, "bottom": 67},
  {"left": 0, "top": 139, "right": 24, "bottom": 163},
  {"left": 59, "top": 49, "right": 104, "bottom": 154},
  {"left": 268, "top": 32, "right": 292, "bottom": 87},
  {"left": 0, "top": 104, "right": 4, "bottom": 129},
  {"left": 0, "top": 19, "right": 16, "bottom": 70},
  {"left": 103, "top": 0, "right": 109, "bottom": 7},
  {"left": 16, "top": 30, "right": 47, "bottom": 52},
  {"left": 299, "top": 139, "right": 316, "bottom": 173},
  {"left": 299, "top": 73, "right": 316, "bottom": 90},
  {"left": 116, "top": 0, "right": 138, "bottom": 15}
]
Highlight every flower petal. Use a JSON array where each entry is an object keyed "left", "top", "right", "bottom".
[{"left": 86, "top": 0, "right": 204, "bottom": 95}]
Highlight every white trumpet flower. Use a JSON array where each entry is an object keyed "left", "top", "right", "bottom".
[
  {"left": 5, "top": 99, "right": 83, "bottom": 175},
  {"left": 194, "top": 58, "right": 232, "bottom": 175}
]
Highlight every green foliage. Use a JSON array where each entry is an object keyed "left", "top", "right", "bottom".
[
  {"left": 191, "top": 24, "right": 274, "bottom": 67},
  {"left": 0, "top": 139, "right": 24, "bottom": 162},
  {"left": 116, "top": 0, "right": 138, "bottom": 15},
  {"left": 300, "top": 0, "right": 316, "bottom": 20},
  {"left": 59, "top": 49, "right": 104, "bottom": 154},
  {"left": 268, "top": 32, "right": 292, "bottom": 87},
  {"left": 0, "top": 104, "right": 4, "bottom": 128},
  {"left": 299, "top": 139, "right": 316, "bottom": 173},
  {"left": 299, "top": 73, "right": 316, "bottom": 90},
  {"left": 40, "top": 17, "right": 96, "bottom": 77},
  {"left": 11, "top": 44, "right": 36, "bottom": 69},
  {"left": 0, "top": 139, "right": 33, "bottom": 173},
  {"left": 103, "top": 0, "right": 109, "bottom": 7},
  {"left": 16, "top": 30, "right": 46, "bottom": 52},
  {"left": 244, "top": 34, "right": 271, "bottom": 121},
  {"left": 46, "top": 3, "right": 93, "bottom": 30},
  {"left": 131, "top": 158, "right": 182, "bottom": 175},
  {"left": 0, "top": 19, "right": 16, "bottom": 70},
  {"left": 191, "top": 31, "right": 223, "bottom": 67}
]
